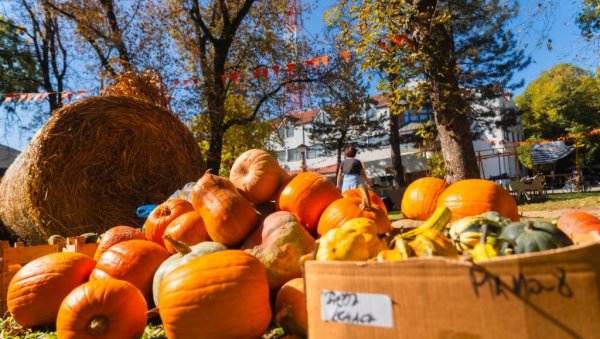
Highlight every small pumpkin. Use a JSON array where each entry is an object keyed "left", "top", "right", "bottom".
[
  {"left": 275, "top": 278, "right": 307, "bottom": 337},
  {"left": 192, "top": 171, "right": 258, "bottom": 247},
  {"left": 144, "top": 198, "right": 194, "bottom": 247},
  {"left": 229, "top": 148, "right": 289, "bottom": 204},
  {"left": 401, "top": 177, "right": 449, "bottom": 220},
  {"left": 90, "top": 239, "right": 170, "bottom": 306},
  {"left": 437, "top": 179, "right": 519, "bottom": 222},
  {"left": 343, "top": 188, "right": 388, "bottom": 214},
  {"left": 56, "top": 279, "right": 147, "bottom": 339},
  {"left": 276, "top": 171, "right": 342, "bottom": 235},
  {"left": 163, "top": 211, "right": 210, "bottom": 255},
  {"left": 152, "top": 235, "right": 227, "bottom": 307},
  {"left": 448, "top": 211, "right": 510, "bottom": 253},
  {"left": 159, "top": 250, "right": 271, "bottom": 339},
  {"left": 7, "top": 252, "right": 96, "bottom": 328},
  {"left": 94, "top": 225, "right": 146, "bottom": 260},
  {"left": 499, "top": 221, "right": 574, "bottom": 255},
  {"left": 556, "top": 211, "right": 600, "bottom": 236},
  {"left": 317, "top": 184, "right": 391, "bottom": 237}
]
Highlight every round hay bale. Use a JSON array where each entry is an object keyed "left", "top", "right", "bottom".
[{"left": 0, "top": 96, "right": 204, "bottom": 245}]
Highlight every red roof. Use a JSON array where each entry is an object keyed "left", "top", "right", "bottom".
[
  {"left": 289, "top": 109, "right": 320, "bottom": 125},
  {"left": 287, "top": 163, "right": 338, "bottom": 176}
]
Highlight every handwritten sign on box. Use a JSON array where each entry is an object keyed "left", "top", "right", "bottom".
[{"left": 320, "top": 290, "right": 393, "bottom": 328}]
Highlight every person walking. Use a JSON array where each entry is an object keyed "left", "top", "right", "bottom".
[{"left": 337, "top": 146, "right": 372, "bottom": 193}]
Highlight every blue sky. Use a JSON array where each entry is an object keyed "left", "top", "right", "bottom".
[{"left": 1, "top": 0, "right": 597, "bottom": 150}]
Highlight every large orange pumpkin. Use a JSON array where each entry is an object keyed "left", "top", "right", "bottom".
[
  {"left": 436, "top": 179, "right": 519, "bottom": 222},
  {"left": 90, "top": 239, "right": 170, "bottom": 306},
  {"left": 192, "top": 171, "right": 258, "bottom": 247},
  {"left": 56, "top": 279, "right": 147, "bottom": 339},
  {"left": 401, "top": 177, "right": 449, "bottom": 220},
  {"left": 317, "top": 185, "right": 391, "bottom": 237},
  {"left": 343, "top": 188, "right": 388, "bottom": 214},
  {"left": 557, "top": 211, "right": 600, "bottom": 236},
  {"left": 163, "top": 211, "right": 210, "bottom": 255},
  {"left": 229, "top": 149, "right": 289, "bottom": 204},
  {"left": 159, "top": 250, "right": 271, "bottom": 339},
  {"left": 276, "top": 172, "right": 342, "bottom": 235},
  {"left": 275, "top": 277, "right": 307, "bottom": 337},
  {"left": 144, "top": 198, "right": 194, "bottom": 248},
  {"left": 7, "top": 252, "right": 96, "bottom": 328},
  {"left": 94, "top": 225, "right": 146, "bottom": 260}
]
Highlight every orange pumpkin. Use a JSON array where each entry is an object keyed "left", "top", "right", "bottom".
[
  {"left": 159, "top": 250, "right": 271, "bottom": 339},
  {"left": 317, "top": 185, "right": 391, "bottom": 237},
  {"left": 437, "top": 179, "right": 519, "bottom": 222},
  {"left": 275, "top": 277, "right": 307, "bottom": 337},
  {"left": 229, "top": 148, "right": 289, "bottom": 204},
  {"left": 276, "top": 172, "right": 342, "bottom": 235},
  {"left": 343, "top": 188, "right": 388, "bottom": 214},
  {"left": 90, "top": 239, "right": 170, "bottom": 306},
  {"left": 94, "top": 225, "right": 146, "bottom": 260},
  {"left": 401, "top": 177, "right": 449, "bottom": 220},
  {"left": 557, "top": 211, "right": 600, "bottom": 236},
  {"left": 7, "top": 252, "right": 96, "bottom": 328},
  {"left": 192, "top": 171, "right": 258, "bottom": 247},
  {"left": 144, "top": 198, "right": 194, "bottom": 248},
  {"left": 163, "top": 211, "right": 211, "bottom": 254},
  {"left": 56, "top": 279, "right": 147, "bottom": 339}
]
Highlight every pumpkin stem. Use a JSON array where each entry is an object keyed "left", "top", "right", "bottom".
[
  {"left": 163, "top": 234, "right": 191, "bottom": 256},
  {"left": 358, "top": 183, "right": 373, "bottom": 211},
  {"left": 480, "top": 224, "right": 488, "bottom": 245},
  {"left": 525, "top": 221, "right": 536, "bottom": 232},
  {"left": 87, "top": 315, "right": 109, "bottom": 335}
]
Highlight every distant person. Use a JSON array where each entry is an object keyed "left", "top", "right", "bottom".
[{"left": 337, "top": 146, "right": 372, "bottom": 193}]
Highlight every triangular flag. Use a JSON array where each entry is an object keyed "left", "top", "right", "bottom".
[
  {"left": 272, "top": 65, "right": 280, "bottom": 77},
  {"left": 377, "top": 40, "right": 387, "bottom": 50},
  {"left": 286, "top": 63, "right": 295, "bottom": 72},
  {"left": 320, "top": 55, "right": 329, "bottom": 67},
  {"left": 18, "top": 94, "right": 28, "bottom": 103},
  {"left": 192, "top": 77, "right": 199, "bottom": 85},
  {"left": 2, "top": 94, "right": 16, "bottom": 104},
  {"left": 182, "top": 79, "right": 190, "bottom": 88},
  {"left": 26, "top": 93, "right": 35, "bottom": 102},
  {"left": 313, "top": 57, "right": 321, "bottom": 67},
  {"left": 306, "top": 59, "right": 314, "bottom": 67},
  {"left": 173, "top": 80, "right": 180, "bottom": 88},
  {"left": 221, "top": 74, "right": 228, "bottom": 85},
  {"left": 231, "top": 72, "right": 242, "bottom": 83},
  {"left": 261, "top": 67, "right": 269, "bottom": 79},
  {"left": 75, "top": 90, "right": 90, "bottom": 99},
  {"left": 39, "top": 92, "right": 50, "bottom": 101},
  {"left": 61, "top": 91, "right": 73, "bottom": 103},
  {"left": 341, "top": 50, "right": 350, "bottom": 63},
  {"left": 254, "top": 69, "right": 262, "bottom": 79}
]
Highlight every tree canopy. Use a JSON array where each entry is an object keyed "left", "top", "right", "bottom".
[{"left": 0, "top": 17, "right": 39, "bottom": 96}]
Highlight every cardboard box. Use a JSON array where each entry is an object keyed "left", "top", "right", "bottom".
[{"left": 304, "top": 242, "right": 600, "bottom": 338}]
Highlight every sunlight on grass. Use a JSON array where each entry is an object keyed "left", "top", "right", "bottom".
[{"left": 518, "top": 192, "right": 600, "bottom": 211}]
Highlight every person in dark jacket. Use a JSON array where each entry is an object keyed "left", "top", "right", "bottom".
[{"left": 337, "top": 146, "right": 372, "bottom": 192}]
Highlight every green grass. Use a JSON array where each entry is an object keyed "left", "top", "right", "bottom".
[{"left": 517, "top": 191, "right": 600, "bottom": 211}]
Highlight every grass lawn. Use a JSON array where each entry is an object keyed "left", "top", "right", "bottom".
[{"left": 517, "top": 191, "right": 600, "bottom": 211}]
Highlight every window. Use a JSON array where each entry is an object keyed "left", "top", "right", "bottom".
[
  {"left": 277, "top": 150, "right": 286, "bottom": 163},
  {"left": 286, "top": 123, "right": 295, "bottom": 138},
  {"left": 366, "top": 108, "right": 376, "bottom": 121},
  {"left": 287, "top": 148, "right": 300, "bottom": 161}
]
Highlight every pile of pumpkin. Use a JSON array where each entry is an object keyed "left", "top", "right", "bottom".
[{"left": 6, "top": 149, "right": 600, "bottom": 338}]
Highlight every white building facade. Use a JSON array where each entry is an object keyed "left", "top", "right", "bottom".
[{"left": 269, "top": 94, "right": 523, "bottom": 188}]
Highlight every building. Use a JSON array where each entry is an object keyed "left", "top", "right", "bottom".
[
  {"left": 0, "top": 144, "right": 20, "bottom": 177},
  {"left": 269, "top": 94, "right": 523, "bottom": 190}
]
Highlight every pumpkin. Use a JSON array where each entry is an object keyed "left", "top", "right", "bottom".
[
  {"left": 229, "top": 148, "right": 289, "bottom": 204},
  {"left": 401, "top": 177, "right": 449, "bottom": 220},
  {"left": 90, "top": 239, "right": 170, "bottom": 306},
  {"left": 448, "top": 211, "right": 510, "bottom": 253},
  {"left": 192, "top": 171, "right": 258, "bottom": 247},
  {"left": 317, "top": 184, "right": 391, "bottom": 237},
  {"left": 343, "top": 188, "right": 388, "bottom": 214},
  {"left": 437, "top": 179, "right": 519, "bottom": 222},
  {"left": 557, "top": 211, "right": 600, "bottom": 236},
  {"left": 275, "top": 278, "right": 307, "bottom": 337},
  {"left": 276, "top": 171, "right": 342, "bottom": 235},
  {"left": 56, "top": 279, "right": 147, "bottom": 339},
  {"left": 94, "top": 225, "right": 146, "bottom": 260},
  {"left": 241, "top": 211, "right": 315, "bottom": 289},
  {"left": 499, "top": 221, "right": 573, "bottom": 254},
  {"left": 152, "top": 235, "right": 227, "bottom": 307},
  {"left": 7, "top": 252, "right": 96, "bottom": 328},
  {"left": 163, "top": 211, "right": 210, "bottom": 255},
  {"left": 144, "top": 198, "right": 194, "bottom": 247},
  {"left": 159, "top": 250, "right": 271, "bottom": 339}
]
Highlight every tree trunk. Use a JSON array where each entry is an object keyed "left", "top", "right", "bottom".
[
  {"left": 413, "top": 0, "right": 480, "bottom": 183},
  {"left": 389, "top": 108, "right": 406, "bottom": 187}
]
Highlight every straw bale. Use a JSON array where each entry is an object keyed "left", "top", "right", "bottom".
[{"left": 0, "top": 96, "right": 204, "bottom": 244}]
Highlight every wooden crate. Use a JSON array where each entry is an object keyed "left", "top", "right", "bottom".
[
  {"left": 62, "top": 236, "right": 99, "bottom": 258},
  {"left": 0, "top": 241, "right": 61, "bottom": 314}
]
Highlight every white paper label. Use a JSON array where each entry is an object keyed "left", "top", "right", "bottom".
[{"left": 320, "top": 290, "right": 393, "bottom": 328}]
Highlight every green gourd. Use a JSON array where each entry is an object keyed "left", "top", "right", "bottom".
[{"left": 499, "top": 221, "right": 573, "bottom": 255}]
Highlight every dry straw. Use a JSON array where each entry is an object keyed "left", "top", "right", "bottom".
[{"left": 0, "top": 71, "right": 204, "bottom": 245}]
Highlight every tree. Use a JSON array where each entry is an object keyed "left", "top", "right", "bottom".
[
  {"left": 577, "top": 0, "right": 600, "bottom": 40},
  {"left": 515, "top": 64, "right": 600, "bottom": 164},
  {"left": 307, "top": 54, "right": 381, "bottom": 179},
  {"left": 329, "top": 0, "right": 529, "bottom": 183},
  {"left": 0, "top": 17, "right": 40, "bottom": 95}
]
